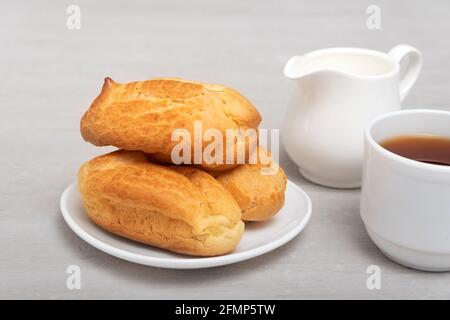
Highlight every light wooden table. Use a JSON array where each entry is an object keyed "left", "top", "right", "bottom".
[{"left": 2, "top": 0, "right": 450, "bottom": 299}]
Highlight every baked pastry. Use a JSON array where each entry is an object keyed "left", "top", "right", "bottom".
[
  {"left": 215, "top": 148, "right": 287, "bottom": 221},
  {"left": 78, "top": 150, "right": 244, "bottom": 256},
  {"left": 80, "top": 78, "right": 261, "bottom": 171}
]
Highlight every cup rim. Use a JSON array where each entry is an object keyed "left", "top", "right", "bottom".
[{"left": 365, "top": 109, "right": 450, "bottom": 173}]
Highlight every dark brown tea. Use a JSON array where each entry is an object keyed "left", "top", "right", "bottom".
[{"left": 380, "top": 134, "right": 450, "bottom": 166}]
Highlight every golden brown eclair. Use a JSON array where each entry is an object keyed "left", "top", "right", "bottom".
[
  {"left": 80, "top": 78, "right": 261, "bottom": 171},
  {"left": 78, "top": 150, "right": 244, "bottom": 256},
  {"left": 215, "top": 148, "right": 287, "bottom": 221}
]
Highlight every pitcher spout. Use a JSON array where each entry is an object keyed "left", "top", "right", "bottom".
[
  {"left": 284, "top": 55, "right": 306, "bottom": 80},
  {"left": 283, "top": 55, "right": 332, "bottom": 80}
]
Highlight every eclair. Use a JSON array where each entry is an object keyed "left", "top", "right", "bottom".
[{"left": 78, "top": 150, "right": 245, "bottom": 256}]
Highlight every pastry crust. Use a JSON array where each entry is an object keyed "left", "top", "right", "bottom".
[
  {"left": 80, "top": 78, "right": 261, "bottom": 171},
  {"left": 215, "top": 148, "right": 287, "bottom": 221},
  {"left": 78, "top": 150, "right": 244, "bottom": 256}
]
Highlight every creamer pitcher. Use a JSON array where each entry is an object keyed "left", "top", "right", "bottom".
[{"left": 282, "top": 45, "right": 422, "bottom": 188}]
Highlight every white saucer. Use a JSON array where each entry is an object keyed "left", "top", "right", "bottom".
[{"left": 60, "top": 180, "right": 311, "bottom": 269}]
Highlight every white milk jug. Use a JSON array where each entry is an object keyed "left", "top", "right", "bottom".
[{"left": 282, "top": 45, "right": 422, "bottom": 188}]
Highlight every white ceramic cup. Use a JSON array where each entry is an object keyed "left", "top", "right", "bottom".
[{"left": 360, "top": 109, "right": 450, "bottom": 271}]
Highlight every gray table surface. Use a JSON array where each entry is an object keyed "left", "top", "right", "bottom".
[{"left": 2, "top": 0, "right": 450, "bottom": 299}]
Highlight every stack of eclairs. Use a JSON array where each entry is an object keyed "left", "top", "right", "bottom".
[{"left": 78, "top": 77, "right": 286, "bottom": 256}]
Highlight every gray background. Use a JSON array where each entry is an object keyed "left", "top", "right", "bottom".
[{"left": 1, "top": 0, "right": 450, "bottom": 299}]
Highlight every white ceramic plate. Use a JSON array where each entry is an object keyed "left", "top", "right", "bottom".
[{"left": 60, "top": 180, "right": 311, "bottom": 269}]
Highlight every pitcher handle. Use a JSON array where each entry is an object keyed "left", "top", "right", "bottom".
[{"left": 388, "top": 44, "right": 422, "bottom": 101}]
